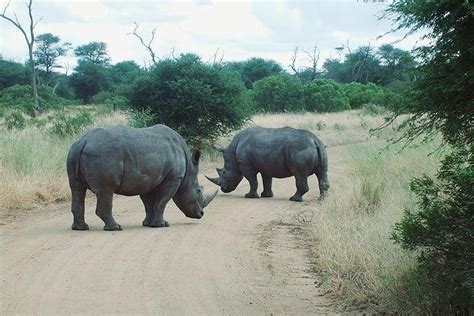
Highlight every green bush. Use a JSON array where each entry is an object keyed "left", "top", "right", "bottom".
[
  {"left": 0, "top": 84, "right": 71, "bottom": 116},
  {"left": 49, "top": 110, "right": 94, "bottom": 138},
  {"left": 127, "top": 53, "right": 252, "bottom": 147},
  {"left": 91, "top": 91, "right": 129, "bottom": 110},
  {"left": 343, "top": 82, "right": 385, "bottom": 109},
  {"left": 252, "top": 74, "right": 304, "bottom": 112},
  {"left": 392, "top": 146, "right": 473, "bottom": 312},
  {"left": 303, "top": 79, "right": 350, "bottom": 112},
  {"left": 127, "top": 108, "right": 157, "bottom": 128},
  {"left": 5, "top": 110, "right": 27, "bottom": 130}
]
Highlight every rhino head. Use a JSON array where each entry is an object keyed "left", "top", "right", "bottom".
[
  {"left": 205, "top": 144, "right": 243, "bottom": 193},
  {"left": 174, "top": 150, "right": 218, "bottom": 219}
]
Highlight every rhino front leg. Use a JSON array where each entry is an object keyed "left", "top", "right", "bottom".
[
  {"left": 290, "top": 175, "right": 309, "bottom": 202},
  {"left": 95, "top": 192, "right": 122, "bottom": 231},
  {"left": 147, "top": 178, "right": 181, "bottom": 227},
  {"left": 261, "top": 174, "right": 274, "bottom": 198},
  {"left": 242, "top": 169, "right": 259, "bottom": 198}
]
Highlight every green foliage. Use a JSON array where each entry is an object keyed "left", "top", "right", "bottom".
[
  {"left": 343, "top": 82, "right": 385, "bottom": 109},
  {"left": 4, "top": 110, "right": 27, "bottom": 130},
  {"left": 49, "top": 110, "right": 94, "bottom": 138},
  {"left": 127, "top": 53, "right": 251, "bottom": 146},
  {"left": 70, "top": 60, "right": 111, "bottom": 103},
  {"left": 303, "top": 79, "right": 350, "bottom": 112},
  {"left": 34, "top": 33, "right": 70, "bottom": 79},
  {"left": 392, "top": 147, "right": 473, "bottom": 312},
  {"left": 74, "top": 41, "right": 110, "bottom": 65},
  {"left": 0, "top": 57, "right": 28, "bottom": 90},
  {"left": 90, "top": 91, "right": 129, "bottom": 109},
  {"left": 252, "top": 74, "right": 304, "bottom": 112},
  {"left": 0, "top": 84, "right": 69, "bottom": 116},
  {"left": 225, "top": 57, "right": 284, "bottom": 88},
  {"left": 127, "top": 108, "right": 157, "bottom": 128},
  {"left": 386, "top": 0, "right": 474, "bottom": 312}
]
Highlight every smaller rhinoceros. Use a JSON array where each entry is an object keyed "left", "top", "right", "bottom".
[
  {"left": 206, "top": 125, "right": 329, "bottom": 202},
  {"left": 66, "top": 124, "right": 217, "bottom": 231}
]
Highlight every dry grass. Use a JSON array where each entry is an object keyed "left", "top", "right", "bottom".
[{"left": 0, "top": 110, "right": 127, "bottom": 210}]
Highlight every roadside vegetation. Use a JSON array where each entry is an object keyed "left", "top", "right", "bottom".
[{"left": 1, "top": 0, "right": 471, "bottom": 313}]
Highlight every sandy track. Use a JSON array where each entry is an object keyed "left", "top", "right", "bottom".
[{"left": 1, "top": 153, "right": 339, "bottom": 315}]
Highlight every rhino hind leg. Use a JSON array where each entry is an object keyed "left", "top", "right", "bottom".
[
  {"left": 71, "top": 184, "right": 89, "bottom": 231},
  {"left": 316, "top": 171, "right": 330, "bottom": 200},
  {"left": 290, "top": 175, "right": 309, "bottom": 202},
  {"left": 261, "top": 174, "right": 274, "bottom": 198},
  {"left": 95, "top": 192, "right": 122, "bottom": 231}
]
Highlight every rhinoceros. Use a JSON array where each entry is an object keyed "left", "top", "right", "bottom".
[
  {"left": 66, "top": 124, "right": 217, "bottom": 231},
  {"left": 206, "top": 125, "right": 329, "bottom": 202}
]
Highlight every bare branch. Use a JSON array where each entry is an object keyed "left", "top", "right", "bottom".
[
  {"left": 212, "top": 48, "right": 224, "bottom": 65},
  {"left": 129, "top": 22, "right": 158, "bottom": 65},
  {"left": 289, "top": 46, "right": 299, "bottom": 75},
  {"left": 303, "top": 45, "right": 321, "bottom": 80}
]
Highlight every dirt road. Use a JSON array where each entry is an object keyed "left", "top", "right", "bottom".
[{"left": 1, "top": 152, "right": 340, "bottom": 315}]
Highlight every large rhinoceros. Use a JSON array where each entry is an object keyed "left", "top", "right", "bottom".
[
  {"left": 66, "top": 124, "right": 217, "bottom": 231},
  {"left": 206, "top": 125, "right": 329, "bottom": 202}
]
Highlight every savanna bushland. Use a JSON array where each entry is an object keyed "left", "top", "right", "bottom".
[{"left": 1, "top": 0, "right": 472, "bottom": 313}]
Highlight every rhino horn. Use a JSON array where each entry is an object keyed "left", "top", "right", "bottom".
[
  {"left": 216, "top": 168, "right": 223, "bottom": 176},
  {"left": 202, "top": 190, "right": 218, "bottom": 208},
  {"left": 205, "top": 175, "right": 220, "bottom": 186},
  {"left": 213, "top": 144, "right": 225, "bottom": 153}
]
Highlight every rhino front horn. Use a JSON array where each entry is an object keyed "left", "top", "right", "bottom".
[
  {"left": 205, "top": 175, "right": 220, "bottom": 186},
  {"left": 202, "top": 190, "right": 218, "bottom": 208}
]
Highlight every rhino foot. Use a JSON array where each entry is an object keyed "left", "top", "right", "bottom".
[
  {"left": 289, "top": 195, "right": 303, "bottom": 202},
  {"left": 104, "top": 223, "right": 122, "bottom": 231},
  {"left": 147, "top": 220, "right": 169, "bottom": 228},
  {"left": 71, "top": 222, "right": 89, "bottom": 231},
  {"left": 245, "top": 192, "right": 260, "bottom": 198},
  {"left": 261, "top": 191, "right": 274, "bottom": 198}
]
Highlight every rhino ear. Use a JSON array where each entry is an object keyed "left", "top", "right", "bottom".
[
  {"left": 191, "top": 149, "right": 201, "bottom": 165},
  {"left": 213, "top": 144, "right": 225, "bottom": 153}
]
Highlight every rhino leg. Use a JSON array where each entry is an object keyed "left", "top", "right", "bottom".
[
  {"left": 261, "top": 174, "right": 274, "bottom": 198},
  {"left": 140, "top": 192, "right": 156, "bottom": 226},
  {"left": 147, "top": 178, "right": 181, "bottom": 227},
  {"left": 290, "top": 175, "right": 309, "bottom": 202},
  {"left": 95, "top": 192, "right": 122, "bottom": 231},
  {"left": 243, "top": 169, "right": 259, "bottom": 198},
  {"left": 316, "top": 171, "right": 330, "bottom": 200},
  {"left": 71, "top": 183, "right": 89, "bottom": 231}
]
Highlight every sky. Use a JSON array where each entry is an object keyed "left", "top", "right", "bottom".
[{"left": 0, "top": 0, "right": 424, "bottom": 72}]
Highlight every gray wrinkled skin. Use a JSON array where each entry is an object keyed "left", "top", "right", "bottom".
[
  {"left": 66, "top": 124, "right": 217, "bottom": 231},
  {"left": 207, "top": 125, "right": 329, "bottom": 202}
]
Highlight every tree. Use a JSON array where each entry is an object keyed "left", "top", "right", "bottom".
[
  {"left": 252, "top": 74, "right": 304, "bottom": 112},
  {"left": 74, "top": 42, "right": 110, "bottom": 64},
  {"left": 70, "top": 60, "right": 111, "bottom": 102},
  {"left": 1, "top": 0, "right": 41, "bottom": 116},
  {"left": 386, "top": 0, "right": 474, "bottom": 312},
  {"left": 127, "top": 53, "right": 251, "bottom": 146},
  {"left": 34, "top": 33, "right": 70, "bottom": 84},
  {"left": 0, "top": 57, "right": 28, "bottom": 89},
  {"left": 225, "top": 58, "right": 283, "bottom": 89},
  {"left": 303, "top": 79, "right": 350, "bottom": 112},
  {"left": 377, "top": 44, "right": 416, "bottom": 85}
]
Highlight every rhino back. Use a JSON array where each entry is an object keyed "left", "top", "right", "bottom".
[
  {"left": 79, "top": 125, "right": 187, "bottom": 195},
  {"left": 235, "top": 126, "right": 321, "bottom": 178}
]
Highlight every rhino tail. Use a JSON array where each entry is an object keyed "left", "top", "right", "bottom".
[
  {"left": 315, "top": 140, "right": 328, "bottom": 174},
  {"left": 67, "top": 138, "right": 88, "bottom": 180}
]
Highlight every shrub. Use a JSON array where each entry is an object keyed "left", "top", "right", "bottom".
[
  {"left": 303, "top": 79, "right": 350, "bottom": 112},
  {"left": 127, "top": 108, "right": 157, "bottom": 128},
  {"left": 127, "top": 53, "right": 252, "bottom": 147},
  {"left": 91, "top": 91, "right": 129, "bottom": 110},
  {"left": 343, "top": 82, "right": 385, "bottom": 109},
  {"left": 252, "top": 74, "right": 304, "bottom": 112},
  {"left": 49, "top": 110, "right": 94, "bottom": 138},
  {"left": 0, "top": 84, "right": 70, "bottom": 116},
  {"left": 5, "top": 110, "right": 27, "bottom": 130}
]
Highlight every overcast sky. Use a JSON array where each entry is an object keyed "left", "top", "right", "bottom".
[{"left": 0, "top": 0, "right": 423, "bottom": 71}]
